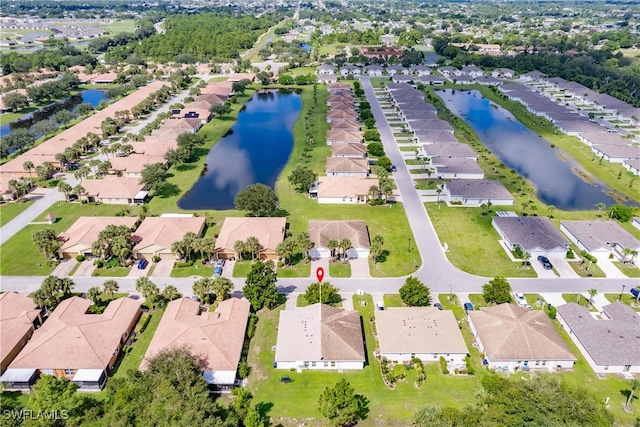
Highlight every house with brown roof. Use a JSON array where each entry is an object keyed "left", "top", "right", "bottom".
[
  {"left": 376, "top": 307, "right": 468, "bottom": 364},
  {"left": 171, "top": 106, "right": 211, "bottom": 124},
  {"left": 326, "top": 109, "right": 358, "bottom": 122},
  {"left": 468, "top": 304, "right": 575, "bottom": 371},
  {"left": 308, "top": 220, "right": 370, "bottom": 259},
  {"left": 57, "top": 216, "right": 138, "bottom": 259},
  {"left": 274, "top": 304, "right": 365, "bottom": 370},
  {"left": 140, "top": 297, "right": 250, "bottom": 389},
  {"left": 325, "top": 157, "right": 369, "bottom": 177},
  {"left": 0, "top": 293, "right": 44, "bottom": 377},
  {"left": 311, "top": 176, "right": 376, "bottom": 204},
  {"left": 1, "top": 297, "right": 141, "bottom": 391},
  {"left": 132, "top": 216, "right": 206, "bottom": 261},
  {"left": 327, "top": 82, "right": 351, "bottom": 91},
  {"left": 326, "top": 130, "right": 364, "bottom": 145},
  {"left": 109, "top": 154, "right": 167, "bottom": 178},
  {"left": 557, "top": 302, "right": 640, "bottom": 374},
  {"left": 132, "top": 139, "right": 178, "bottom": 157},
  {"left": 330, "top": 118, "right": 361, "bottom": 131},
  {"left": 560, "top": 220, "right": 640, "bottom": 263},
  {"left": 331, "top": 142, "right": 366, "bottom": 158},
  {"left": 215, "top": 217, "right": 286, "bottom": 260},
  {"left": 80, "top": 176, "right": 148, "bottom": 205},
  {"left": 228, "top": 73, "right": 255, "bottom": 83}
]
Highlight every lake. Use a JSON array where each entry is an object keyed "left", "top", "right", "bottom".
[
  {"left": 437, "top": 89, "right": 617, "bottom": 210},
  {"left": 178, "top": 89, "right": 302, "bottom": 210},
  {"left": 0, "top": 89, "right": 109, "bottom": 139}
]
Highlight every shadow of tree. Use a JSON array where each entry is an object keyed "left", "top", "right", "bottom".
[
  {"left": 175, "top": 163, "right": 197, "bottom": 172},
  {"left": 376, "top": 249, "right": 390, "bottom": 263},
  {"left": 156, "top": 183, "right": 181, "bottom": 199}
]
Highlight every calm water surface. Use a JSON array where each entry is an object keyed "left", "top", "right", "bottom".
[
  {"left": 438, "top": 89, "right": 617, "bottom": 210},
  {"left": 178, "top": 89, "right": 302, "bottom": 210}
]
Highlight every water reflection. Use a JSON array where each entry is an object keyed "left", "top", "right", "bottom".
[
  {"left": 178, "top": 89, "right": 302, "bottom": 210},
  {"left": 438, "top": 89, "right": 617, "bottom": 210}
]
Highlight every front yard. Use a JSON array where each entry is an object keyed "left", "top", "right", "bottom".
[{"left": 0, "top": 200, "right": 34, "bottom": 226}]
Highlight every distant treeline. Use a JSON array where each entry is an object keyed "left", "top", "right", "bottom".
[
  {"left": 434, "top": 38, "right": 640, "bottom": 108},
  {"left": 104, "top": 13, "right": 278, "bottom": 63},
  {"left": 0, "top": 43, "right": 96, "bottom": 74}
]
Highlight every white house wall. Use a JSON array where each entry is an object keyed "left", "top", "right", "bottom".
[
  {"left": 309, "top": 247, "right": 331, "bottom": 259},
  {"left": 347, "top": 247, "right": 369, "bottom": 259},
  {"left": 275, "top": 360, "right": 364, "bottom": 370},
  {"left": 381, "top": 352, "right": 466, "bottom": 364}
]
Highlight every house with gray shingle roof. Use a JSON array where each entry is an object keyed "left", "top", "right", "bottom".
[
  {"left": 468, "top": 304, "right": 575, "bottom": 371},
  {"left": 623, "top": 159, "right": 640, "bottom": 176},
  {"left": 492, "top": 216, "right": 569, "bottom": 257},
  {"left": 445, "top": 179, "right": 514, "bottom": 206},
  {"left": 274, "top": 304, "right": 365, "bottom": 370},
  {"left": 560, "top": 220, "right": 640, "bottom": 262},
  {"left": 422, "top": 142, "right": 477, "bottom": 159},
  {"left": 557, "top": 302, "right": 640, "bottom": 375},
  {"left": 432, "top": 157, "right": 485, "bottom": 179},
  {"left": 407, "top": 118, "right": 454, "bottom": 132}
]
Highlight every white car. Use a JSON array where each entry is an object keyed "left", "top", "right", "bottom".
[{"left": 513, "top": 292, "right": 527, "bottom": 306}]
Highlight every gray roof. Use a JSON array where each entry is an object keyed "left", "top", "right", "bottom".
[
  {"left": 557, "top": 303, "right": 640, "bottom": 366},
  {"left": 423, "top": 141, "right": 476, "bottom": 158},
  {"left": 275, "top": 304, "right": 366, "bottom": 363},
  {"left": 433, "top": 157, "right": 484, "bottom": 176},
  {"left": 308, "top": 220, "right": 370, "bottom": 250},
  {"left": 469, "top": 304, "right": 575, "bottom": 362},
  {"left": 492, "top": 216, "right": 569, "bottom": 251},
  {"left": 404, "top": 110, "right": 438, "bottom": 121},
  {"left": 415, "top": 130, "right": 459, "bottom": 144},
  {"left": 593, "top": 144, "right": 640, "bottom": 160},
  {"left": 555, "top": 120, "right": 606, "bottom": 133},
  {"left": 561, "top": 220, "right": 640, "bottom": 251},
  {"left": 409, "top": 119, "right": 454, "bottom": 132},
  {"left": 447, "top": 179, "right": 513, "bottom": 201},
  {"left": 376, "top": 308, "right": 468, "bottom": 355}
]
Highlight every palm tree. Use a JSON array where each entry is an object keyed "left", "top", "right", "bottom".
[
  {"left": 162, "top": 285, "right": 180, "bottom": 301},
  {"left": 136, "top": 277, "right": 159, "bottom": 309},
  {"left": 297, "top": 232, "right": 313, "bottom": 263},
  {"left": 212, "top": 277, "right": 233, "bottom": 304},
  {"left": 327, "top": 239, "right": 339, "bottom": 261},
  {"left": 587, "top": 288, "right": 597, "bottom": 309},
  {"left": 57, "top": 181, "right": 73, "bottom": 202},
  {"left": 339, "top": 238, "right": 352, "bottom": 263},
  {"left": 200, "top": 237, "right": 216, "bottom": 263},
  {"left": 233, "top": 240, "right": 245, "bottom": 261},
  {"left": 23, "top": 161, "right": 34, "bottom": 181},
  {"left": 87, "top": 286, "right": 102, "bottom": 304},
  {"left": 103, "top": 279, "right": 119, "bottom": 299},
  {"left": 73, "top": 184, "right": 85, "bottom": 199},
  {"left": 245, "top": 236, "right": 260, "bottom": 261},
  {"left": 625, "top": 379, "right": 640, "bottom": 410},
  {"left": 596, "top": 203, "right": 606, "bottom": 217},
  {"left": 192, "top": 278, "right": 213, "bottom": 304},
  {"left": 547, "top": 205, "right": 556, "bottom": 218},
  {"left": 523, "top": 252, "right": 531, "bottom": 269}
]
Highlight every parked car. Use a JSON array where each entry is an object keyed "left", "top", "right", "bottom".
[
  {"left": 137, "top": 259, "right": 148, "bottom": 270},
  {"left": 537, "top": 255, "right": 553, "bottom": 270},
  {"left": 464, "top": 302, "right": 474, "bottom": 313},
  {"left": 434, "top": 303, "right": 443, "bottom": 310},
  {"left": 391, "top": 164, "right": 397, "bottom": 172},
  {"left": 376, "top": 301, "right": 385, "bottom": 311},
  {"left": 216, "top": 259, "right": 225, "bottom": 268},
  {"left": 523, "top": 303, "right": 533, "bottom": 310},
  {"left": 631, "top": 288, "right": 640, "bottom": 298},
  {"left": 513, "top": 292, "right": 526, "bottom": 306},
  {"left": 213, "top": 266, "right": 222, "bottom": 277}
]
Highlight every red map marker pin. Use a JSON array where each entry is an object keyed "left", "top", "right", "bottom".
[{"left": 316, "top": 267, "right": 324, "bottom": 283}]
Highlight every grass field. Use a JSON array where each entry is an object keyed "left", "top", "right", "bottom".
[
  {"left": 604, "top": 293, "right": 640, "bottom": 311},
  {"left": 317, "top": 45, "right": 338, "bottom": 56},
  {"left": 0, "top": 200, "right": 33, "bottom": 226},
  {"left": 277, "top": 260, "right": 311, "bottom": 278},
  {"left": 112, "top": 308, "right": 165, "bottom": 379},
  {"left": 92, "top": 266, "right": 131, "bottom": 277},
  {"left": 328, "top": 261, "right": 351, "bottom": 278},
  {"left": 285, "top": 67, "right": 316, "bottom": 76},
  {"left": 613, "top": 262, "right": 640, "bottom": 278},
  {"left": 382, "top": 293, "right": 404, "bottom": 307},
  {"left": 0, "top": 202, "right": 140, "bottom": 276},
  {"left": 562, "top": 293, "right": 597, "bottom": 311},
  {"left": 170, "top": 262, "right": 213, "bottom": 278},
  {"left": 425, "top": 203, "right": 536, "bottom": 277},
  {"left": 102, "top": 19, "right": 137, "bottom": 35}
]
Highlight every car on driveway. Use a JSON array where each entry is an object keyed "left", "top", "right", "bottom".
[
  {"left": 434, "top": 303, "right": 443, "bottom": 310},
  {"left": 214, "top": 266, "right": 222, "bottom": 277},
  {"left": 464, "top": 302, "right": 474, "bottom": 313},
  {"left": 137, "top": 259, "right": 148, "bottom": 270},
  {"left": 537, "top": 255, "right": 553, "bottom": 270},
  {"left": 513, "top": 292, "right": 526, "bottom": 306},
  {"left": 391, "top": 164, "right": 397, "bottom": 172},
  {"left": 216, "top": 259, "right": 225, "bottom": 268}
]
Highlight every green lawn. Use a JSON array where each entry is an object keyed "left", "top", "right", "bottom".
[
  {"left": 525, "top": 293, "right": 545, "bottom": 309},
  {"left": 567, "top": 260, "right": 606, "bottom": 278},
  {"left": 318, "top": 45, "right": 337, "bottom": 56},
  {"left": 613, "top": 262, "right": 640, "bottom": 278},
  {"left": 285, "top": 67, "right": 316, "bottom": 76},
  {"left": 233, "top": 260, "right": 253, "bottom": 277},
  {"left": 468, "top": 293, "right": 486, "bottom": 309},
  {"left": 92, "top": 267, "right": 131, "bottom": 277},
  {"left": 0, "top": 203, "right": 140, "bottom": 276},
  {"left": 328, "top": 261, "right": 351, "bottom": 278},
  {"left": 0, "top": 200, "right": 33, "bottom": 226},
  {"left": 170, "top": 262, "right": 214, "bottom": 278},
  {"left": 425, "top": 203, "right": 536, "bottom": 278},
  {"left": 112, "top": 308, "right": 165, "bottom": 379},
  {"left": 562, "top": 293, "right": 597, "bottom": 311},
  {"left": 604, "top": 293, "right": 640, "bottom": 311},
  {"left": 102, "top": 19, "right": 137, "bottom": 35},
  {"left": 383, "top": 293, "right": 404, "bottom": 307},
  {"left": 277, "top": 260, "right": 311, "bottom": 278}
]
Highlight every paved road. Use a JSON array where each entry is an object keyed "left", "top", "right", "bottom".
[{"left": 1, "top": 186, "right": 63, "bottom": 245}]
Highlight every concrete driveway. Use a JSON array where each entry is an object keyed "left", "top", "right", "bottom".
[
  {"left": 310, "top": 258, "right": 331, "bottom": 280},
  {"left": 531, "top": 258, "right": 557, "bottom": 278},
  {"left": 594, "top": 258, "right": 627, "bottom": 278},
  {"left": 350, "top": 258, "right": 371, "bottom": 278},
  {"left": 222, "top": 259, "right": 235, "bottom": 278},
  {"left": 73, "top": 260, "right": 96, "bottom": 277},
  {"left": 549, "top": 258, "right": 580, "bottom": 278},
  {"left": 52, "top": 258, "right": 77, "bottom": 277},
  {"left": 538, "top": 293, "right": 567, "bottom": 308},
  {"left": 151, "top": 260, "right": 174, "bottom": 277},
  {"left": 127, "top": 261, "right": 149, "bottom": 278}
]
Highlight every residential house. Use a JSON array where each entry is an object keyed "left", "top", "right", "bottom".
[
  {"left": 363, "top": 65, "right": 384, "bottom": 77},
  {"left": 376, "top": 307, "right": 468, "bottom": 364},
  {"left": 1, "top": 297, "right": 141, "bottom": 391},
  {"left": 311, "top": 176, "right": 376, "bottom": 204},
  {"left": 170, "top": 106, "right": 211, "bottom": 124},
  {"left": 407, "top": 119, "right": 454, "bottom": 133},
  {"left": 0, "top": 293, "right": 43, "bottom": 376},
  {"left": 438, "top": 66, "right": 461, "bottom": 77},
  {"left": 461, "top": 65, "right": 484, "bottom": 77},
  {"left": 409, "top": 65, "right": 431, "bottom": 76},
  {"left": 109, "top": 154, "right": 166, "bottom": 178},
  {"left": 132, "top": 216, "right": 206, "bottom": 261},
  {"left": 418, "top": 75, "right": 445, "bottom": 85},
  {"left": 325, "top": 157, "right": 369, "bottom": 177},
  {"left": 520, "top": 71, "right": 545, "bottom": 82},
  {"left": 141, "top": 297, "right": 250, "bottom": 390},
  {"left": 557, "top": 303, "right": 640, "bottom": 374},
  {"left": 391, "top": 74, "right": 414, "bottom": 83},
  {"left": 57, "top": 216, "right": 138, "bottom": 259},
  {"left": 468, "top": 304, "right": 575, "bottom": 371},
  {"left": 492, "top": 68, "right": 515, "bottom": 79},
  {"left": 359, "top": 46, "right": 403, "bottom": 60},
  {"left": 414, "top": 130, "right": 459, "bottom": 145},
  {"left": 560, "top": 220, "right": 640, "bottom": 263},
  {"left": 79, "top": 176, "right": 148, "bottom": 205},
  {"left": 317, "top": 74, "right": 338, "bottom": 84},
  {"left": 623, "top": 159, "right": 640, "bottom": 176},
  {"left": 326, "top": 109, "right": 358, "bottom": 122},
  {"left": 326, "top": 130, "right": 364, "bottom": 145},
  {"left": 591, "top": 144, "right": 640, "bottom": 163},
  {"left": 421, "top": 142, "right": 476, "bottom": 159},
  {"left": 330, "top": 119, "right": 361, "bottom": 131},
  {"left": 214, "top": 217, "right": 286, "bottom": 260},
  {"left": 308, "top": 220, "right": 370, "bottom": 259},
  {"left": 385, "top": 65, "right": 407, "bottom": 76},
  {"left": 432, "top": 157, "right": 485, "bottom": 179},
  {"left": 339, "top": 65, "right": 361, "bottom": 76},
  {"left": 327, "top": 82, "right": 351, "bottom": 91},
  {"left": 331, "top": 142, "right": 367, "bottom": 158},
  {"left": 227, "top": 73, "right": 255, "bottom": 83},
  {"left": 274, "top": 304, "right": 365, "bottom": 370},
  {"left": 316, "top": 64, "right": 336, "bottom": 75},
  {"left": 492, "top": 216, "right": 569, "bottom": 257},
  {"left": 445, "top": 179, "right": 514, "bottom": 206}
]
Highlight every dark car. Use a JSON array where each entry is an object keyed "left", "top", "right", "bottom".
[
  {"left": 137, "top": 259, "right": 148, "bottom": 270},
  {"left": 434, "top": 303, "right": 443, "bottom": 310},
  {"left": 537, "top": 255, "right": 553, "bottom": 270},
  {"left": 464, "top": 302, "right": 474, "bottom": 312},
  {"left": 391, "top": 164, "right": 397, "bottom": 172}
]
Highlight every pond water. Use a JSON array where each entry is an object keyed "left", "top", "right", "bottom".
[
  {"left": 0, "top": 89, "right": 109, "bottom": 139},
  {"left": 178, "top": 89, "right": 302, "bottom": 210},
  {"left": 437, "top": 89, "right": 618, "bottom": 210},
  {"left": 300, "top": 43, "right": 311, "bottom": 53}
]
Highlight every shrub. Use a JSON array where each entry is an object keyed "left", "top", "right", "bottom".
[
  {"left": 175, "top": 261, "right": 194, "bottom": 268},
  {"left": 76, "top": 255, "right": 86, "bottom": 262},
  {"left": 247, "top": 313, "right": 257, "bottom": 339},
  {"left": 277, "top": 261, "right": 284, "bottom": 268},
  {"left": 547, "top": 306, "right": 557, "bottom": 320},
  {"left": 135, "top": 312, "right": 152, "bottom": 334},
  {"left": 566, "top": 248, "right": 575, "bottom": 259},
  {"left": 106, "top": 258, "right": 120, "bottom": 268},
  {"left": 94, "top": 259, "right": 104, "bottom": 268},
  {"left": 152, "top": 255, "right": 161, "bottom": 263},
  {"left": 237, "top": 360, "right": 251, "bottom": 379},
  {"left": 440, "top": 356, "right": 449, "bottom": 374}
]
